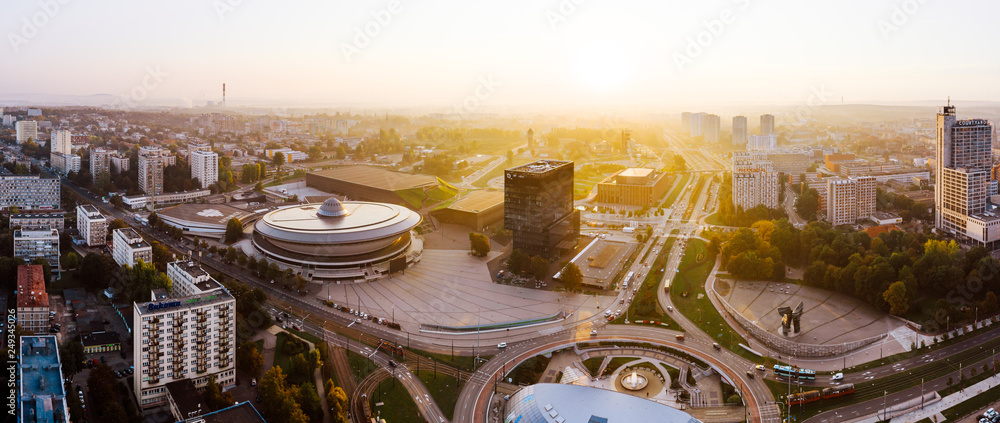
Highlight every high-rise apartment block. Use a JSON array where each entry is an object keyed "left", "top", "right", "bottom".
[
  {"left": 826, "top": 176, "right": 876, "bottom": 226},
  {"left": 111, "top": 155, "right": 131, "bottom": 173},
  {"left": 760, "top": 114, "right": 775, "bottom": 136},
  {"left": 77, "top": 204, "right": 107, "bottom": 247},
  {"left": 14, "top": 229, "right": 60, "bottom": 274},
  {"left": 681, "top": 112, "right": 706, "bottom": 137},
  {"left": 0, "top": 170, "right": 60, "bottom": 210},
  {"left": 703, "top": 114, "right": 721, "bottom": 143},
  {"left": 51, "top": 129, "right": 72, "bottom": 154},
  {"left": 504, "top": 160, "right": 580, "bottom": 259},
  {"left": 732, "top": 152, "right": 779, "bottom": 211},
  {"left": 732, "top": 116, "right": 748, "bottom": 146},
  {"left": 16, "top": 120, "right": 37, "bottom": 144},
  {"left": 934, "top": 103, "right": 999, "bottom": 248},
  {"left": 139, "top": 146, "right": 166, "bottom": 195},
  {"left": 189, "top": 150, "right": 218, "bottom": 189},
  {"left": 113, "top": 228, "right": 152, "bottom": 267},
  {"left": 134, "top": 260, "right": 236, "bottom": 409},
  {"left": 91, "top": 147, "right": 112, "bottom": 180}
]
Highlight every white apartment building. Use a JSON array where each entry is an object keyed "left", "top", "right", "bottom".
[
  {"left": 933, "top": 103, "right": 1000, "bottom": 248},
  {"left": 9, "top": 213, "right": 64, "bottom": 230},
  {"left": 113, "top": 228, "right": 153, "bottom": 267},
  {"left": 90, "top": 147, "right": 112, "bottom": 180},
  {"left": 0, "top": 172, "right": 60, "bottom": 210},
  {"left": 189, "top": 150, "right": 218, "bottom": 189},
  {"left": 139, "top": 146, "right": 166, "bottom": 195},
  {"left": 760, "top": 114, "right": 775, "bottom": 136},
  {"left": 50, "top": 152, "right": 81, "bottom": 176},
  {"left": 703, "top": 114, "right": 721, "bottom": 143},
  {"left": 16, "top": 120, "right": 37, "bottom": 144},
  {"left": 111, "top": 155, "right": 130, "bottom": 173},
  {"left": 77, "top": 204, "right": 107, "bottom": 247},
  {"left": 747, "top": 134, "right": 777, "bottom": 151},
  {"left": 51, "top": 129, "right": 72, "bottom": 154},
  {"left": 14, "top": 229, "right": 60, "bottom": 274},
  {"left": 826, "top": 176, "right": 876, "bottom": 226},
  {"left": 264, "top": 148, "right": 308, "bottom": 163},
  {"left": 732, "top": 151, "right": 779, "bottom": 211},
  {"left": 732, "top": 116, "right": 748, "bottom": 146},
  {"left": 134, "top": 261, "right": 236, "bottom": 409}
]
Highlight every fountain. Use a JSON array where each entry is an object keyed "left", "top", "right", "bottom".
[{"left": 620, "top": 369, "right": 648, "bottom": 391}]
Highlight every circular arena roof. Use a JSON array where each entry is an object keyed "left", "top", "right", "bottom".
[{"left": 254, "top": 199, "right": 421, "bottom": 245}]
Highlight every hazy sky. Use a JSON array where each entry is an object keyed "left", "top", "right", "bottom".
[{"left": 2, "top": 0, "right": 999, "bottom": 109}]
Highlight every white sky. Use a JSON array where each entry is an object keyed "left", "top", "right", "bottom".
[{"left": 1, "top": 0, "right": 998, "bottom": 108}]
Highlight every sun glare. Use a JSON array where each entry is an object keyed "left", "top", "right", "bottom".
[{"left": 573, "top": 38, "right": 632, "bottom": 92}]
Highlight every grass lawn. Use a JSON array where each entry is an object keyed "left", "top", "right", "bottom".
[
  {"left": 660, "top": 173, "right": 691, "bottom": 209},
  {"left": 509, "top": 355, "right": 551, "bottom": 385},
  {"left": 415, "top": 372, "right": 460, "bottom": 420},
  {"left": 271, "top": 331, "right": 314, "bottom": 385},
  {"left": 583, "top": 357, "right": 603, "bottom": 376},
  {"left": 369, "top": 376, "right": 422, "bottom": 422},
  {"left": 669, "top": 239, "right": 753, "bottom": 361},
  {"left": 347, "top": 350, "right": 375, "bottom": 381},
  {"left": 611, "top": 236, "right": 683, "bottom": 330},
  {"left": 603, "top": 356, "right": 636, "bottom": 375},
  {"left": 407, "top": 347, "right": 486, "bottom": 372},
  {"left": 704, "top": 212, "right": 724, "bottom": 226},
  {"left": 472, "top": 157, "right": 533, "bottom": 188},
  {"left": 396, "top": 188, "right": 427, "bottom": 209},
  {"left": 49, "top": 269, "right": 85, "bottom": 292},
  {"left": 941, "top": 384, "right": 1000, "bottom": 421}
]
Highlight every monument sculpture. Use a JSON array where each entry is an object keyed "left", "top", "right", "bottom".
[{"left": 777, "top": 301, "right": 804, "bottom": 336}]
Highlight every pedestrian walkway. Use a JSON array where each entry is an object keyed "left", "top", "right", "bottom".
[{"left": 848, "top": 374, "right": 1000, "bottom": 423}]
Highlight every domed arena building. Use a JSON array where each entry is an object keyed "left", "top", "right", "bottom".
[{"left": 251, "top": 197, "right": 423, "bottom": 282}]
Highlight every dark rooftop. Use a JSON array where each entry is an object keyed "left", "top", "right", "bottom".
[
  {"left": 167, "top": 380, "right": 205, "bottom": 420},
  {"left": 79, "top": 331, "right": 122, "bottom": 348},
  {"left": 181, "top": 401, "right": 267, "bottom": 423},
  {"left": 310, "top": 165, "right": 438, "bottom": 191}
]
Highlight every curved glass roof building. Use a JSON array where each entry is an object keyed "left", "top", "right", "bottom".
[
  {"left": 252, "top": 198, "right": 423, "bottom": 282},
  {"left": 504, "top": 384, "right": 700, "bottom": 423}
]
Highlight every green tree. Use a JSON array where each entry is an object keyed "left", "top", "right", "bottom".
[
  {"left": 530, "top": 256, "right": 549, "bottom": 280},
  {"left": 795, "top": 188, "right": 820, "bottom": 220},
  {"left": 883, "top": 281, "right": 909, "bottom": 315},
  {"left": 508, "top": 249, "right": 530, "bottom": 275},
  {"left": 225, "top": 217, "right": 243, "bottom": 243},
  {"left": 325, "top": 379, "right": 349, "bottom": 423},
  {"left": 60, "top": 339, "right": 86, "bottom": 377},
  {"left": 297, "top": 381, "right": 323, "bottom": 421},
  {"left": 79, "top": 253, "right": 116, "bottom": 290},
  {"left": 225, "top": 246, "right": 239, "bottom": 264},
  {"left": 63, "top": 251, "right": 81, "bottom": 269},
  {"left": 117, "top": 260, "right": 172, "bottom": 303},
  {"left": 469, "top": 232, "right": 490, "bottom": 257},
  {"left": 108, "top": 218, "right": 128, "bottom": 231},
  {"left": 560, "top": 262, "right": 583, "bottom": 291},
  {"left": 272, "top": 152, "right": 286, "bottom": 178},
  {"left": 203, "top": 376, "right": 234, "bottom": 411},
  {"left": 238, "top": 341, "right": 265, "bottom": 378},
  {"left": 259, "top": 366, "right": 309, "bottom": 423}
]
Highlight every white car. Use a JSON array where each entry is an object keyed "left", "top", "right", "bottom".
[
  {"left": 832, "top": 372, "right": 844, "bottom": 381},
  {"left": 497, "top": 342, "right": 507, "bottom": 349}
]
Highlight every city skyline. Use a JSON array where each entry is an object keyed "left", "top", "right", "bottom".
[{"left": 2, "top": 0, "right": 1000, "bottom": 108}]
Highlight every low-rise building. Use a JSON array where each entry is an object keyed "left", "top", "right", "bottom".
[
  {"left": 122, "top": 189, "right": 212, "bottom": 210},
  {"left": 80, "top": 331, "right": 123, "bottom": 354},
  {"left": 870, "top": 211, "right": 903, "bottom": 226},
  {"left": 595, "top": 168, "right": 671, "bottom": 207},
  {"left": 9, "top": 212, "right": 64, "bottom": 230},
  {"left": 16, "top": 265, "right": 50, "bottom": 333},
  {"left": 19, "top": 336, "right": 69, "bottom": 423},
  {"left": 113, "top": 228, "right": 152, "bottom": 267}
]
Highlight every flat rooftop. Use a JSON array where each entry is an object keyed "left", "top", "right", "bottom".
[
  {"left": 20, "top": 336, "right": 67, "bottom": 423},
  {"left": 310, "top": 165, "right": 438, "bottom": 191},
  {"left": 169, "top": 261, "right": 223, "bottom": 292},
  {"left": 507, "top": 160, "right": 573, "bottom": 174},
  {"left": 188, "top": 402, "right": 267, "bottom": 423},
  {"left": 79, "top": 331, "right": 122, "bottom": 348},
  {"left": 135, "top": 289, "right": 234, "bottom": 316},
  {"left": 446, "top": 190, "right": 504, "bottom": 213},
  {"left": 619, "top": 168, "right": 654, "bottom": 178},
  {"left": 158, "top": 203, "right": 254, "bottom": 227}
]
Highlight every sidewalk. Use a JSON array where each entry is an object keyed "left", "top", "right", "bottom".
[{"left": 848, "top": 374, "right": 1000, "bottom": 423}]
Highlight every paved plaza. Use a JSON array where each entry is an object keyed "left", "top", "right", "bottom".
[
  {"left": 718, "top": 280, "right": 903, "bottom": 345},
  {"left": 311, "top": 249, "right": 613, "bottom": 330}
]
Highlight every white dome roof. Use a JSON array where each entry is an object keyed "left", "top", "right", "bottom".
[{"left": 317, "top": 197, "right": 348, "bottom": 217}]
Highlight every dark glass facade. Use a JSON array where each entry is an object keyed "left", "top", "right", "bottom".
[{"left": 504, "top": 160, "right": 580, "bottom": 258}]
